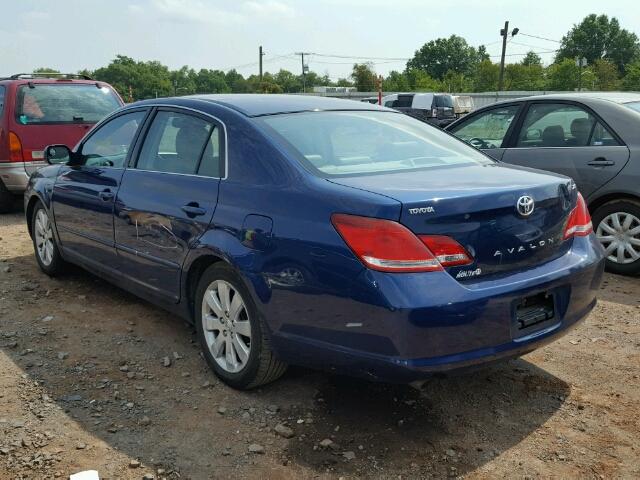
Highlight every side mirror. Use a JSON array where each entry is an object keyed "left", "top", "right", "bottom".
[{"left": 44, "top": 145, "right": 71, "bottom": 165}]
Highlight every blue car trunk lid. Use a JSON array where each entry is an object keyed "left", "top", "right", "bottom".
[{"left": 328, "top": 163, "right": 576, "bottom": 279}]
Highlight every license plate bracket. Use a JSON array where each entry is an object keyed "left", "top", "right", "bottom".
[{"left": 512, "top": 291, "right": 556, "bottom": 337}]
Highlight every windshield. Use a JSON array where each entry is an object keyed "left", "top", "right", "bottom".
[
  {"left": 260, "top": 111, "right": 493, "bottom": 177},
  {"left": 625, "top": 101, "right": 640, "bottom": 114},
  {"left": 16, "top": 84, "right": 122, "bottom": 125}
]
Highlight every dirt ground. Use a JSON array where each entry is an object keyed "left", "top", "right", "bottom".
[{"left": 0, "top": 209, "right": 639, "bottom": 480}]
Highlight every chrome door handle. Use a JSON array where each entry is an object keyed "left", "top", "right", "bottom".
[{"left": 588, "top": 157, "right": 615, "bottom": 167}]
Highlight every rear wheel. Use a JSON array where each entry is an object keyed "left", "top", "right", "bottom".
[
  {"left": 31, "top": 202, "right": 65, "bottom": 276},
  {"left": 593, "top": 200, "right": 640, "bottom": 276},
  {"left": 195, "top": 263, "right": 287, "bottom": 389}
]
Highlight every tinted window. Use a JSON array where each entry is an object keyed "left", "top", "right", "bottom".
[
  {"left": 260, "top": 111, "right": 493, "bottom": 177},
  {"left": 15, "top": 84, "right": 121, "bottom": 125},
  {"left": 516, "top": 103, "right": 595, "bottom": 148},
  {"left": 0, "top": 86, "right": 5, "bottom": 116},
  {"left": 386, "top": 95, "right": 413, "bottom": 108},
  {"left": 136, "top": 111, "right": 215, "bottom": 175},
  {"left": 78, "top": 111, "right": 145, "bottom": 167},
  {"left": 435, "top": 95, "right": 454, "bottom": 108},
  {"left": 451, "top": 105, "right": 519, "bottom": 149}
]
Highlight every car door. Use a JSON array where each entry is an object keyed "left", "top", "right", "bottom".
[
  {"left": 447, "top": 103, "right": 522, "bottom": 160},
  {"left": 52, "top": 109, "right": 148, "bottom": 266},
  {"left": 501, "top": 101, "right": 630, "bottom": 198},
  {"left": 113, "top": 108, "right": 224, "bottom": 301}
]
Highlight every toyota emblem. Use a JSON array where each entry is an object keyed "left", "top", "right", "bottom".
[{"left": 517, "top": 195, "right": 535, "bottom": 217}]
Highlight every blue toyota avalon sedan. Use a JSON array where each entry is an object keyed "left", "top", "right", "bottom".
[{"left": 24, "top": 94, "right": 604, "bottom": 389}]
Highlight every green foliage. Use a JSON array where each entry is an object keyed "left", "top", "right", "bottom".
[
  {"left": 33, "top": 67, "right": 61, "bottom": 74},
  {"left": 407, "top": 35, "right": 487, "bottom": 80},
  {"left": 351, "top": 63, "right": 377, "bottom": 92},
  {"left": 592, "top": 59, "right": 620, "bottom": 90},
  {"left": 521, "top": 51, "right": 542, "bottom": 67},
  {"left": 503, "top": 63, "right": 546, "bottom": 90},
  {"left": 622, "top": 61, "right": 640, "bottom": 91},
  {"left": 556, "top": 14, "right": 640, "bottom": 73},
  {"left": 472, "top": 60, "right": 499, "bottom": 92}
]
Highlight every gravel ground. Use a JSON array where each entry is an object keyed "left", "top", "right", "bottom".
[{"left": 1, "top": 210, "right": 639, "bottom": 480}]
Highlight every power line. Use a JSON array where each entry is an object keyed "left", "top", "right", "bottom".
[
  {"left": 519, "top": 32, "right": 562, "bottom": 44},
  {"left": 308, "top": 52, "right": 411, "bottom": 61}
]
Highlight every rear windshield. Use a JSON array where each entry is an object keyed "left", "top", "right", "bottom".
[
  {"left": 435, "top": 95, "right": 454, "bottom": 108},
  {"left": 0, "top": 86, "right": 5, "bottom": 116},
  {"left": 625, "top": 101, "right": 640, "bottom": 113},
  {"left": 15, "top": 84, "right": 121, "bottom": 125},
  {"left": 259, "top": 111, "right": 493, "bottom": 177}
]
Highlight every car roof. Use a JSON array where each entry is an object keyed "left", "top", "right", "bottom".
[
  {"left": 140, "top": 94, "right": 395, "bottom": 117},
  {"left": 481, "top": 92, "right": 640, "bottom": 109},
  {"left": 0, "top": 77, "right": 104, "bottom": 86}
]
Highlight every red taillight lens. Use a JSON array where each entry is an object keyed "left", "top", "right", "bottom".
[
  {"left": 331, "top": 214, "right": 472, "bottom": 272},
  {"left": 419, "top": 235, "right": 473, "bottom": 267},
  {"left": 8, "top": 132, "right": 24, "bottom": 162},
  {"left": 563, "top": 192, "right": 593, "bottom": 240}
]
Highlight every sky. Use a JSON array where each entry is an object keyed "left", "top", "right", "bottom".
[{"left": 2, "top": 0, "right": 639, "bottom": 81}]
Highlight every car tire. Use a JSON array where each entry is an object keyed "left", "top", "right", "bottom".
[
  {"left": 195, "top": 263, "right": 287, "bottom": 389},
  {"left": 592, "top": 199, "right": 640, "bottom": 276},
  {"left": 0, "top": 182, "right": 16, "bottom": 214},
  {"left": 31, "top": 202, "right": 66, "bottom": 276}
]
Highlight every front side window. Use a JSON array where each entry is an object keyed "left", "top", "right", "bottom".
[
  {"left": 136, "top": 111, "right": 218, "bottom": 176},
  {"left": 451, "top": 105, "right": 519, "bottom": 149},
  {"left": 260, "top": 111, "right": 493, "bottom": 177},
  {"left": 78, "top": 111, "right": 146, "bottom": 167},
  {"left": 516, "top": 103, "right": 597, "bottom": 148},
  {"left": 15, "top": 84, "right": 122, "bottom": 125}
]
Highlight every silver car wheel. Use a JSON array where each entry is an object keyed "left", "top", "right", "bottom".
[
  {"left": 34, "top": 209, "right": 54, "bottom": 267},
  {"left": 596, "top": 212, "right": 640, "bottom": 265},
  {"left": 201, "top": 280, "right": 252, "bottom": 373}
]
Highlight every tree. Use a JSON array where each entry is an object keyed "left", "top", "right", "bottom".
[
  {"left": 521, "top": 51, "right": 542, "bottom": 67},
  {"left": 442, "top": 70, "right": 470, "bottom": 93},
  {"left": 545, "top": 58, "right": 595, "bottom": 91},
  {"left": 193, "top": 69, "right": 230, "bottom": 94},
  {"left": 405, "top": 69, "right": 440, "bottom": 91},
  {"left": 592, "top": 59, "right": 619, "bottom": 90},
  {"left": 472, "top": 60, "right": 499, "bottom": 91},
  {"left": 407, "top": 35, "right": 486, "bottom": 80},
  {"left": 556, "top": 14, "right": 640, "bottom": 73},
  {"left": 351, "top": 63, "right": 377, "bottom": 91},
  {"left": 382, "top": 70, "right": 409, "bottom": 92},
  {"left": 33, "top": 67, "right": 61, "bottom": 74},
  {"left": 622, "top": 61, "right": 640, "bottom": 91}
]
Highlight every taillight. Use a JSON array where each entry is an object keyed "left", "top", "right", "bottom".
[
  {"left": 419, "top": 235, "right": 473, "bottom": 267},
  {"left": 8, "top": 132, "right": 24, "bottom": 162},
  {"left": 331, "top": 214, "right": 472, "bottom": 272},
  {"left": 563, "top": 192, "right": 592, "bottom": 240}
]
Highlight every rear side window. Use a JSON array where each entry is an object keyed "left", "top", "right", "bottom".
[
  {"left": 0, "top": 86, "right": 5, "bottom": 116},
  {"left": 15, "top": 84, "right": 121, "bottom": 125},
  {"left": 590, "top": 122, "right": 620, "bottom": 146},
  {"left": 136, "top": 111, "right": 220, "bottom": 176},
  {"left": 386, "top": 95, "right": 413, "bottom": 108},
  {"left": 516, "top": 103, "right": 595, "bottom": 148},
  {"left": 625, "top": 101, "right": 640, "bottom": 113}
]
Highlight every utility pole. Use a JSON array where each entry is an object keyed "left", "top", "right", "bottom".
[
  {"left": 295, "top": 52, "right": 311, "bottom": 93},
  {"left": 259, "top": 46, "right": 265, "bottom": 83},
  {"left": 498, "top": 21, "right": 519, "bottom": 91}
]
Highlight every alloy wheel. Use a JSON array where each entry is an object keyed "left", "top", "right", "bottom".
[
  {"left": 201, "top": 280, "right": 252, "bottom": 373},
  {"left": 34, "top": 209, "right": 55, "bottom": 267},
  {"left": 596, "top": 212, "right": 640, "bottom": 265}
]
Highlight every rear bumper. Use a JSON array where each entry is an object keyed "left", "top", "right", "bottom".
[
  {"left": 269, "top": 235, "right": 605, "bottom": 382},
  {"left": 0, "top": 162, "right": 34, "bottom": 192}
]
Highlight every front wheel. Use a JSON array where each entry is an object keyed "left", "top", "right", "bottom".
[
  {"left": 195, "top": 263, "right": 287, "bottom": 389},
  {"left": 593, "top": 200, "right": 640, "bottom": 276},
  {"left": 31, "top": 202, "right": 65, "bottom": 276}
]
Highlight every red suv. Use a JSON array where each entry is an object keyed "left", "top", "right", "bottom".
[{"left": 0, "top": 73, "right": 124, "bottom": 212}]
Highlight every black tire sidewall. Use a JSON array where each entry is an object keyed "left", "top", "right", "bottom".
[
  {"left": 31, "top": 203, "right": 63, "bottom": 276},
  {"left": 592, "top": 200, "right": 640, "bottom": 276},
  {"left": 195, "top": 263, "right": 264, "bottom": 389}
]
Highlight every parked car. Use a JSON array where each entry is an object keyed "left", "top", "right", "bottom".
[
  {"left": 0, "top": 73, "right": 123, "bottom": 212},
  {"left": 25, "top": 95, "right": 604, "bottom": 389},
  {"left": 446, "top": 93, "right": 640, "bottom": 275},
  {"left": 360, "top": 96, "right": 379, "bottom": 104},
  {"left": 382, "top": 93, "right": 456, "bottom": 127},
  {"left": 452, "top": 95, "right": 474, "bottom": 118}
]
